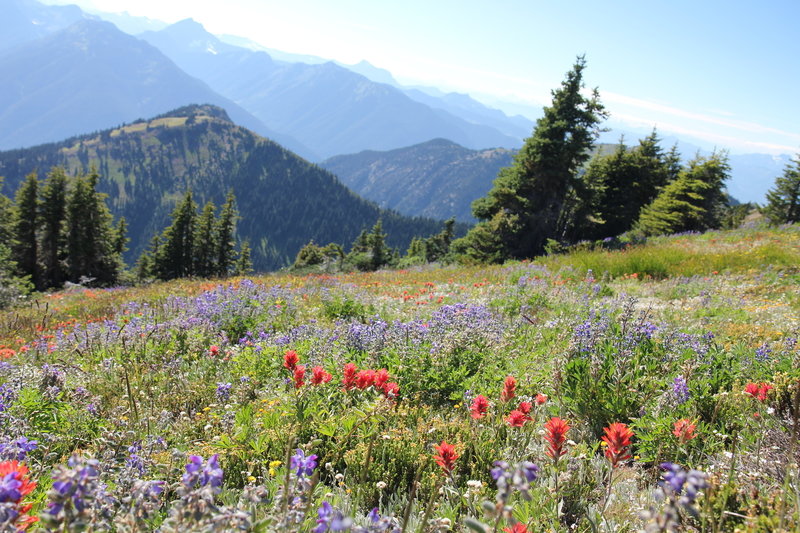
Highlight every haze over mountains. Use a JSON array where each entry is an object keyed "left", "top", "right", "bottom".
[
  {"left": 0, "top": 0, "right": 792, "bottom": 244},
  {"left": 322, "top": 139, "right": 515, "bottom": 223}
]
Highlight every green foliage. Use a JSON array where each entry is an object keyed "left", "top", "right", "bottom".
[
  {"left": 10, "top": 173, "right": 39, "bottom": 287},
  {"left": 572, "top": 132, "right": 674, "bottom": 241},
  {"left": 65, "top": 168, "right": 124, "bottom": 285},
  {"left": 39, "top": 167, "right": 68, "bottom": 289},
  {"left": 763, "top": 153, "right": 800, "bottom": 225},
  {"left": 636, "top": 152, "right": 731, "bottom": 236},
  {"left": 154, "top": 190, "right": 197, "bottom": 280},
  {"left": 460, "top": 56, "right": 607, "bottom": 261},
  {"left": 346, "top": 219, "right": 392, "bottom": 271},
  {"left": 215, "top": 191, "right": 238, "bottom": 277},
  {"left": 235, "top": 240, "right": 253, "bottom": 276}
]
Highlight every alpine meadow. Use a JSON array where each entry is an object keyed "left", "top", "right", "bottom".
[{"left": 1, "top": 1, "right": 799, "bottom": 532}]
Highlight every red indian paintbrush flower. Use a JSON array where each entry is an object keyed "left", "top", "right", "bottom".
[
  {"left": 433, "top": 441, "right": 459, "bottom": 475},
  {"left": 518, "top": 401, "right": 532, "bottom": 415},
  {"left": 470, "top": 395, "right": 489, "bottom": 419},
  {"left": 501, "top": 375, "right": 517, "bottom": 402},
  {"left": 381, "top": 381, "right": 400, "bottom": 398},
  {"left": 503, "top": 524, "right": 530, "bottom": 533},
  {"left": 544, "top": 417, "right": 570, "bottom": 460},
  {"left": 311, "top": 366, "right": 332, "bottom": 385},
  {"left": 283, "top": 350, "right": 299, "bottom": 371},
  {"left": 293, "top": 365, "right": 306, "bottom": 389},
  {"left": 673, "top": 419, "right": 697, "bottom": 444},
  {"left": 601, "top": 422, "right": 634, "bottom": 468},
  {"left": 208, "top": 345, "right": 219, "bottom": 357},
  {"left": 535, "top": 393, "right": 548, "bottom": 405},
  {"left": 355, "top": 369, "right": 377, "bottom": 389},
  {"left": 745, "top": 382, "right": 773, "bottom": 402},
  {"left": 506, "top": 410, "right": 529, "bottom": 427},
  {"left": 375, "top": 368, "right": 390, "bottom": 388},
  {"left": 342, "top": 363, "right": 358, "bottom": 390}
]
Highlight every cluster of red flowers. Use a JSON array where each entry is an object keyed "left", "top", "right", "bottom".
[
  {"left": 0, "top": 461, "right": 38, "bottom": 529},
  {"left": 744, "top": 382, "right": 773, "bottom": 402},
  {"left": 601, "top": 422, "right": 634, "bottom": 468},
  {"left": 433, "top": 440, "right": 459, "bottom": 475},
  {"left": 342, "top": 363, "right": 399, "bottom": 398},
  {"left": 207, "top": 345, "right": 220, "bottom": 357},
  {"left": 0, "top": 347, "right": 16, "bottom": 359},
  {"left": 282, "top": 350, "right": 333, "bottom": 389},
  {"left": 471, "top": 376, "right": 548, "bottom": 427},
  {"left": 673, "top": 419, "right": 697, "bottom": 444}
]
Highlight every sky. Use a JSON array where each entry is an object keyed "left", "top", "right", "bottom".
[{"left": 42, "top": 0, "right": 800, "bottom": 155}]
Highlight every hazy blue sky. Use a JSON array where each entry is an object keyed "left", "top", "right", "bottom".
[{"left": 42, "top": 0, "right": 799, "bottom": 154}]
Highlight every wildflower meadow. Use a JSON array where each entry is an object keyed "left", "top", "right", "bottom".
[{"left": 0, "top": 225, "right": 799, "bottom": 532}]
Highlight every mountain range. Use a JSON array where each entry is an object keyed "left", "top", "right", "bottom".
[
  {"left": 322, "top": 139, "right": 516, "bottom": 223},
  {"left": 0, "top": 105, "right": 451, "bottom": 270},
  {"left": 137, "top": 18, "right": 524, "bottom": 159}
]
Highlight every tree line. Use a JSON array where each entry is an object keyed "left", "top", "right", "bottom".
[
  {"left": 135, "top": 190, "right": 252, "bottom": 280},
  {"left": 0, "top": 168, "right": 125, "bottom": 295}
]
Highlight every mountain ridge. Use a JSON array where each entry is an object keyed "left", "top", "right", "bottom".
[{"left": 0, "top": 105, "right": 453, "bottom": 270}]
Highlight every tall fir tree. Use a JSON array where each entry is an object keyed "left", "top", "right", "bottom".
[
  {"left": 214, "top": 191, "right": 238, "bottom": 277},
  {"left": 235, "top": 240, "right": 253, "bottom": 275},
  {"left": 155, "top": 191, "right": 197, "bottom": 280},
  {"left": 39, "top": 167, "right": 68, "bottom": 289},
  {"left": 65, "top": 169, "right": 123, "bottom": 284},
  {"left": 459, "top": 56, "right": 607, "bottom": 261},
  {"left": 368, "top": 219, "right": 388, "bottom": 270},
  {"left": 763, "top": 154, "right": 800, "bottom": 225},
  {"left": 194, "top": 201, "right": 217, "bottom": 277},
  {"left": 10, "top": 173, "right": 39, "bottom": 287}
]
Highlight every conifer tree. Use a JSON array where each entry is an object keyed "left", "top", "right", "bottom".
[
  {"left": 65, "top": 169, "right": 122, "bottom": 284},
  {"left": 39, "top": 167, "right": 68, "bottom": 289},
  {"left": 155, "top": 191, "right": 197, "bottom": 280},
  {"left": 636, "top": 152, "right": 730, "bottom": 236},
  {"left": 215, "top": 191, "right": 238, "bottom": 277},
  {"left": 194, "top": 201, "right": 217, "bottom": 277},
  {"left": 459, "top": 56, "right": 607, "bottom": 261},
  {"left": 235, "top": 240, "right": 253, "bottom": 275},
  {"left": 763, "top": 154, "right": 800, "bottom": 225},
  {"left": 368, "top": 219, "right": 388, "bottom": 270},
  {"left": 10, "top": 173, "right": 39, "bottom": 287}
]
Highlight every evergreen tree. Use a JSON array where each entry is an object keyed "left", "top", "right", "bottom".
[
  {"left": 459, "top": 56, "right": 607, "bottom": 261},
  {"left": 368, "top": 219, "right": 388, "bottom": 270},
  {"left": 195, "top": 201, "right": 217, "bottom": 277},
  {"left": 39, "top": 167, "right": 68, "bottom": 289},
  {"left": 215, "top": 191, "right": 238, "bottom": 277},
  {"left": 154, "top": 191, "right": 197, "bottom": 280},
  {"left": 235, "top": 240, "right": 253, "bottom": 275},
  {"left": 65, "top": 169, "right": 122, "bottom": 284},
  {"left": 572, "top": 132, "right": 673, "bottom": 240},
  {"left": 0, "top": 178, "right": 14, "bottom": 249},
  {"left": 112, "top": 217, "right": 128, "bottom": 257},
  {"left": 636, "top": 152, "right": 730, "bottom": 236},
  {"left": 763, "top": 154, "right": 800, "bottom": 225},
  {"left": 10, "top": 173, "right": 39, "bottom": 287}
]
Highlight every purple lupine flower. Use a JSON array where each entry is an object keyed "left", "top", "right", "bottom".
[
  {"left": 290, "top": 449, "right": 318, "bottom": 477},
  {"left": 0, "top": 436, "right": 37, "bottom": 461},
  {"left": 0, "top": 473, "right": 23, "bottom": 502},
  {"left": 182, "top": 454, "right": 223, "bottom": 491},
  {"left": 45, "top": 456, "right": 101, "bottom": 518},
  {"left": 755, "top": 342, "right": 771, "bottom": 362},
  {"left": 216, "top": 382, "right": 232, "bottom": 402},
  {"left": 312, "top": 501, "right": 352, "bottom": 532},
  {"left": 660, "top": 462, "right": 708, "bottom": 507},
  {"left": 672, "top": 376, "right": 690, "bottom": 404}
]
